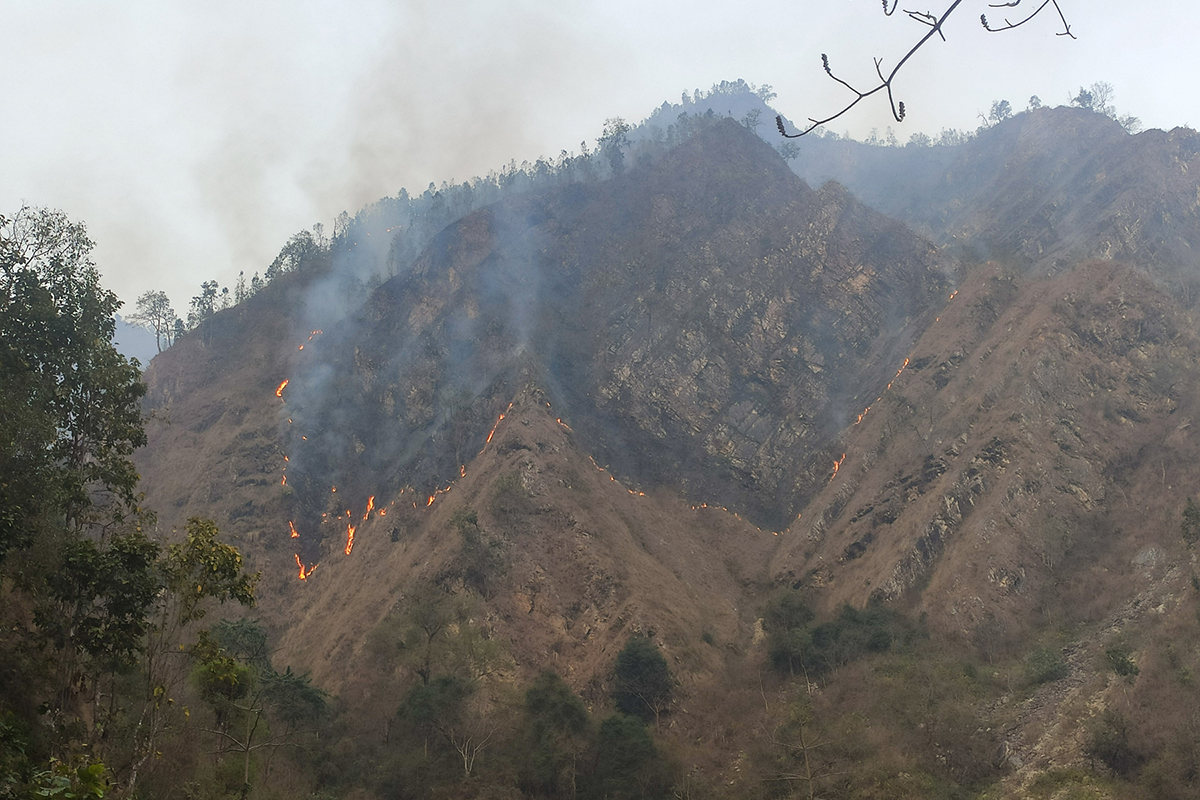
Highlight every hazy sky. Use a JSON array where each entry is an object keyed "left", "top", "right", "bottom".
[{"left": 3, "top": 1, "right": 1196, "bottom": 312}]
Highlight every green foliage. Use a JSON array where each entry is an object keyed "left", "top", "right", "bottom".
[
  {"left": 519, "top": 671, "right": 591, "bottom": 797},
  {"left": 398, "top": 675, "right": 471, "bottom": 733},
  {"left": 0, "top": 207, "right": 146, "bottom": 558},
  {"left": 1105, "top": 646, "right": 1139, "bottom": 678},
  {"left": 587, "top": 714, "right": 669, "bottom": 800},
  {"left": 1182, "top": 498, "right": 1200, "bottom": 548},
  {"left": 611, "top": 637, "right": 671, "bottom": 724},
  {"left": 191, "top": 619, "right": 326, "bottom": 797},
  {"left": 1024, "top": 647, "right": 1069, "bottom": 686},
  {"left": 1083, "top": 710, "right": 1143, "bottom": 777},
  {"left": 22, "top": 757, "right": 110, "bottom": 799},
  {"left": 35, "top": 529, "right": 162, "bottom": 669},
  {"left": 164, "top": 517, "right": 259, "bottom": 623},
  {"left": 765, "top": 595, "right": 914, "bottom": 678}
]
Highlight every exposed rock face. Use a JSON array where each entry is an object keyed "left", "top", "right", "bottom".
[{"left": 771, "top": 261, "right": 1200, "bottom": 643}]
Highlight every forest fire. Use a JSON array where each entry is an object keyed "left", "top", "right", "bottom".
[
  {"left": 481, "top": 403, "right": 515, "bottom": 450},
  {"left": 275, "top": 379, "right": 289, "bottom": 398},
  {"left": 293, "top": 553, "right": 318, "bottom": 580},
  {"left": 344, "top": 524, "right": 356, "bottom": 555},
  {"left": 885, "top": 357, "right": 910, "bottom": 392},
  {"left": 289, "top": 520, "right": 299, "bottom": 538},
  {"left": 830, "top": 453, "right": 847, "bottom": 482},
  {"left": 362, "top": 495, "right": 375, "bottom": 520}
]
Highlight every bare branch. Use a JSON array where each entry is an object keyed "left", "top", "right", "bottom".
[
  {"left": 981, "top": 0, "right": 1075, "bottom": 37},
  {"left": 777, "top": 0, "right": 1073, "bottom": 138}
]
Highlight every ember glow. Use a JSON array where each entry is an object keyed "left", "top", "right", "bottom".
[
  {"left": 275, "top": 379, "right": 289, "bottom": 398},
  {"left": 288, "top": 520, "right": 299, "bottom": 538},
  {"left": 344, "top": 523, "right": 356, "bottom": 555},
  {"left": 281, "top": 475, "right": 287, "bottom": 486},
  {"left": 363, "top": 495, "right": 375, "bottom": 520}
]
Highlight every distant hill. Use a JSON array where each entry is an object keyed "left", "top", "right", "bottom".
[
  {"left": 791, "top": 106, "right": 1200, "bottom": 283},
  {"left": 113, "top": 312, "right": 158, "bottom": 367}
]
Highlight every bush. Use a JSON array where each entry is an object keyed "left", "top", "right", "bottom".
[
  {"left": 586, "top": 715, "right": 670, "bottom": 800},
  {"left": 1084, "top": 710, "right": 1143, "bottom": 777},
  {"left": 1105, "top": 646, "right": 1139, "bottom": 678},
  {"left": 1025, "top": 647, "right": 1069, "bottom": 686},
  {"left": 612, "top": 637, "right": 671, "bottom": 724}
]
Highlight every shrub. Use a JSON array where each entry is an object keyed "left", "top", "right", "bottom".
[
  {"left": 611, "top": 637, "right": 671, "bottom": 724},
  {"left": 1084, "top": 710, "right": 1143, "bottom": 777},
  {"left": 1025, "top": 647, "right": 1069, "bottom": 686},
  {"left": 1105, "top": 646, "right": 1139, "bottom": 678}
]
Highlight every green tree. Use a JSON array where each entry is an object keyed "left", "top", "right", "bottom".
[
  {"left": 123, "top": 519, "right": 259, "bottom": 796},
  {"left": 611, "top": 637, "right": 671, "bottom": 726},
  {"left": 192, "top": 620, "right": 325, "bottom": 798},
  {"left": 35, "top": 529, "right": 162, "bottom": 721},
  {"left": 163, "top": 517, "right": 259, "bottom": 625},
  {"left": 587, "top": 715, "right": 668, "bottom": 800},
  {"left": 522, "top": 670, "right": 590, "bottom": 797},
  {"left": 126, "top": 290, "right": 176, "bottom": 353},
  {"left": 0, "top": 207, "right": 146, "bottom": 543}
]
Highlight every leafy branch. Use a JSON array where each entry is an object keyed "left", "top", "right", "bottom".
[{"left": 777, "top": 0, "right": 1074, "bottom": 138}]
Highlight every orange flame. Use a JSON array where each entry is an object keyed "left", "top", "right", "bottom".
[
  {"left": 275, "top": 379, "right": 289, "bottom": 398},
  {"left": 288, "top": 520, "right": 299, "bottom": 538},
  {"left": 294, "top": 553, "right": 318, "bottom": 580},
  {"left": 378, "top": 508, "right": 387, "bottom": 517},
  {"left": 363, "top": 495, "right": 375, "bottom": 521},
  {"left": 830, "top": 453, "right": 847, "bottom": 482},
  {"left": 556, "top": 418, "right": 573, "bottom": 432},
  {"left": 344, "top": 524, "right": 356, "bottom": 555},
  {"left": 331, "top": 486, "right": 337, "bottom": 493},
  {"left": 281, "top": 475, "right": 287, "bottom": 486},
  {"left": 460, "top": 465, "right": 466, "bottom": 477},
  {"left": 480, "top": 403, "right": 515, "bottom": 451},
  {"left": 427, "top": 495, "right": 435, "bottom": 507}
]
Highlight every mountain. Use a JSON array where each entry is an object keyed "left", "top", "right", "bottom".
[
  {"left": 132, "top": 107, "right": 1200, "bottom": 798},
  {"left": 113, "top": 312, "right": 160, "bottom": 366},
  {"left": 792, "top": 106, "right": 1200, "bottom": 282}
]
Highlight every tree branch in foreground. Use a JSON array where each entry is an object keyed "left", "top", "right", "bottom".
[{"left": 776, "top": 0, "right": 1074, "bottom": 138}]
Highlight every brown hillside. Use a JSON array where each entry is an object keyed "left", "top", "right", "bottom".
[{"left": 775, "top": 259, "right": 1199, "bottom": 630}]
